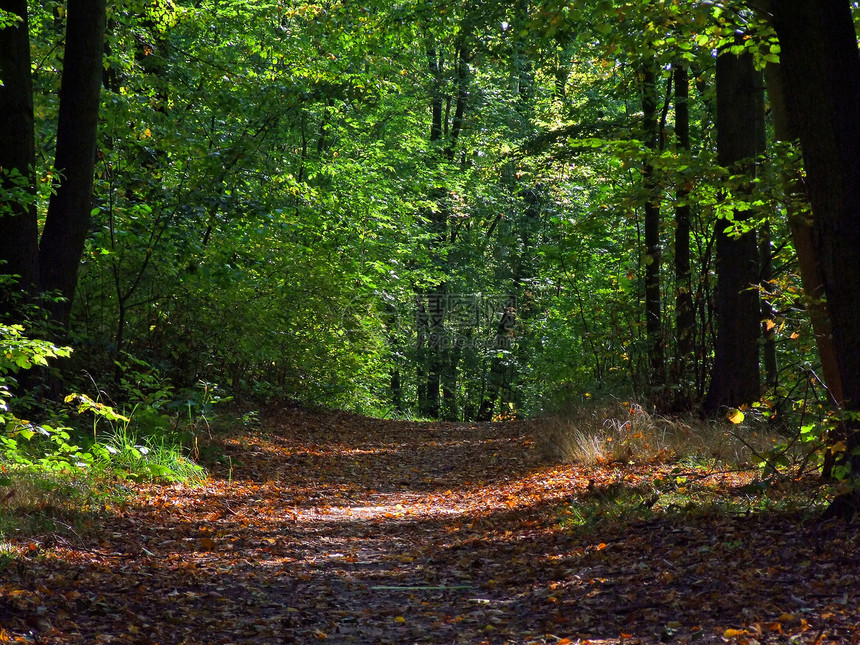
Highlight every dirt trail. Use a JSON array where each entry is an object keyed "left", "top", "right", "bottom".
[{"left": 1, "top": 406, "right": 857, "bottom": 644}]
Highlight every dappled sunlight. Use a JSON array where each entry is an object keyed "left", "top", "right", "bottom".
[{"left": 2, "top": 408, "right": 855, "bottom": 644}]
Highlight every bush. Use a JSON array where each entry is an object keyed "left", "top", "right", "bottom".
[{"left": 1, "top": 326, "right": 205, "bottom": 484}]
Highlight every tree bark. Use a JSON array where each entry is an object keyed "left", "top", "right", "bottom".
[
  {"left": 770, "top": 0, "right": 860, "bottom": 502},
  {"left": 445, "top": 44, "right": 469, "bottom": 162},
  {"left": 0, "top": 0, "right": 39, "bottom": 313},
  {"left": 38, "top": 0, "right": 107, "bottom": 327},
  {"left": 759, "top": 221, "right": 778, "bottom": 391},
  {"left": 763, "top": 59, "right": 843, "bottom": 406},
  {"left": 425, "top": 291, "right": 443, "bottom": 419},
  {"left": 477, "top": 297, "right": 516, "bottom": 422},
  {"left": 703, "top": 48, "right": 764, "bottom": 414}
]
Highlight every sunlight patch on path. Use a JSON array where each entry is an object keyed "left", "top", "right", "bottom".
[{"left": 291, "top": 464, "right": 582, "bottom": 524}]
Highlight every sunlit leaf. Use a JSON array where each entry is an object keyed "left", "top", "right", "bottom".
[{"left": 727, "top": 409, "right": 745, "bottom": 424}]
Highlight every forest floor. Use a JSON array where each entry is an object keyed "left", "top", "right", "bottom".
[{"left": 1, "top": 405, "right": 858, "bottom": 644}]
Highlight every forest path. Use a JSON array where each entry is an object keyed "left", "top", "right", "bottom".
[{"left": 2, "top": 406, "right": 858, "bottom": 644}]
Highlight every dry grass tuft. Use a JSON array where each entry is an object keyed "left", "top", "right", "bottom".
[
  {"left": 539, "top": 399, "right": 783, "bottom": 467},
  {"left": 0, "top": 470, "right": 108, "bottom": 539}
]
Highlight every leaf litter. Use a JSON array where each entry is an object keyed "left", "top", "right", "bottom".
[{"left": 0, "top": 405, "right": 857, "bottom": 644}]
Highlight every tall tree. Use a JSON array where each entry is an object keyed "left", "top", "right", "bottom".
[
  {"left": 703, "top": 45, "right": 764, "bottom": 414},
  {"left": 38, "top": 0, "right": 107, "bottom": 327},
  {"left": 640, "top": 61, "right": 665, "bottom": 393},
  {"left": 0, "top": 0, "right": 39, "bottom": 313},
  {"left": 0, "top": 0, "right": 106, "bottom": 328},
  {"left": 769, "top": 0, "right": 860, "bottom": 499},
  {"left": 763, "top": 60, "right": 843, "bottom": 407},
  {"left": 418, "top": 42, "right": 447, "bottom": 419}
]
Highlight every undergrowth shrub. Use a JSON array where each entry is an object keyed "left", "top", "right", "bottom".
[{"left": 1, "top": 327, "right": 206, "bottom": 487}]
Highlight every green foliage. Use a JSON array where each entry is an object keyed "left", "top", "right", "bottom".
[
  {"left": 0, "top": 8, "right": 21, "bottom": 29},
  {"left": 2, "top": 0, "right": 843, "bottom": 450},
  {"left": 94, "top": 422, "right": 205, "bottom": 483},
  {"left": 0, "top": 325, "right": 203, "bottom": 483},
  {"left": 0, "top": 324, "right": 70, "bottom": 376},
  {"left": 0, "top": 407, "right": 203, "bottom": 484},
  {"left": 0, "top": 325, "right": 71, "bottom": 425}
]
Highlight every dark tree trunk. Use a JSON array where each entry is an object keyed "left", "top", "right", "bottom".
[
  {"left": 445, "top": 44, "right": 469, "bottom": 162},
  {"left": 425, "top": 291, "right": 443, "bottom": 419},
  {"left": 420, "top": 35, "right": 471, "bottom": 419},
  {"left": 774, "top": 0, "right": 860, "bottom": 409},
  {"left": 0, "top": 0, "right": 39, "bottom": 313},
  {"left": 764, "top": 56, "right": 844, "bottom": 440},
  {"left": 673, "top": 64, "right": 695, "bottom": 403},
  {"left": 416, "top": 296, "right": 428, "bottom": 414},
  {"left": 770, "top": 0, "right": 860, "bottom": 503},
  {"left": 427, "top": 45, "right": 444, "bottom": 144},
  {"left": 419, "top": 45, "right": 445, "bottom": 419},
  {"left": 38, "top": 0, "right": 107, "bottom": 327},
  {"left": 703, "top": 48, "right": 764, "bottom": 414},
  {"left": 477, "top": 297, "right": 517, "bottom": 422},
  {"left": 390, "top": 368, "right": 402, "bottom": 413},
  {"left": 441, "top": 344, "right": 459, "bottom": 421}
]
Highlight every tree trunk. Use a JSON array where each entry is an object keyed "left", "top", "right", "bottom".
[
  {"left": 441, "top": 344, "right": 459, "bottom": 421},
  {"left": 390, "top": 368, "right": 402, "bottom": 413},
  {"left": 763, "top": 37, "right": 844, "bottom": 410},
  {"left": 641, "top": 63, "right": 664, "bottom": 392},
  {"left": 421, "top": 34, "right": 471, "bottom": 419},
  {"left": 416, "top": 296, "right": 429, "bottom": 415},
  {"left": 759, "top": 221, "right": 778, "bottom": 391},
  {"left": 0, "top": 0, "right": 39, "bottom": 313},
  {"left": 703, "top": 48, "right": 764, "bottom": 414},
  {"left": 445, "top": 44, "right": 469, "bottom": 162},
  {"left": 770, "top": 0, "right": 860, "bottom": 506},
  {"left": 425, "top": 291, "right": 443, "bottom": 419},
  {"left": 477, "top": 297, "right": 516, "bottom": 422},
  {"left": 38, "top": 0, "right": 107, "bottom": 327}
]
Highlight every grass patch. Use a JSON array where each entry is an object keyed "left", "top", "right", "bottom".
[
  {"left": 540, "top": 399, "right": 786, "bottom": 467},
  {"left": 97, "top": 425, "right": 207, "bottom": 484},
  {"left": 0, "top": 414, "right": 210, "bottom": 544},
  {"left": 0, "top": 469, "right": 125, "bottom": 542},
  {"left": 544, "top": 399, "right": 831, "bottom": 533},
  {"left": 558, "top": 469, "right": 828, "bottom": 535}
]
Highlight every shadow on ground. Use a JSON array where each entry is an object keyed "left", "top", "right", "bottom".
[{"left": 1, "top": 405, "right": 857, "bottom": 644}]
